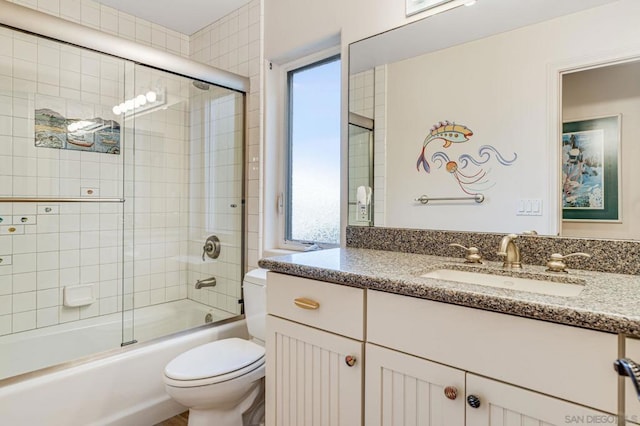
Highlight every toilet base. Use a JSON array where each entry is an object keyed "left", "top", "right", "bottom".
[{"left": 187, "top": 380, "right": 263, "bottom": 426}]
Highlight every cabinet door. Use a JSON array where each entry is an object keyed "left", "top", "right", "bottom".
[
  {"left": 265, "top": 315, "right": 363, "bottom": 426},
  {"left": 466, "top": 374, "right": 615, "bottom": 426},
  {"left": 365, "top": 343, "right": 465, "bottom": 426}
]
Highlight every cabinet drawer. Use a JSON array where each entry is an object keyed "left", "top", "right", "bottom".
[
  {"left": 367, "top": 290, "right": 618, "bottom": 414},
  {"left": 267, "top": 272, "right": 364, "bottom": 340}
]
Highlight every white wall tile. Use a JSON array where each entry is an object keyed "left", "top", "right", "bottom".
[
  {"left": 0, "top": 314, "right": 11, "bottom": 335},
  {"left": 37, "top": 270, "right": 59, "bottom": 290},
  {"left": 58, "top": 305, "right": 79, "bottom": 323},
  {"left": 12, "top": 310, "right": 36, "bottom": 332},
  {"left": 37, "top": 251, "right": 59, "bottom": 271},
  {"left": 12, "top": 253, "right": 36, "bottom": 273},
  {"left": 36, "top": 306, "right": 58, "bottom": 327},
  {"left": 13, "top": 291, "right": 36, "bottom": 312},
  {"left": 13, "top": 272, "right": 36, "bottom": 293},
  {"left": 0, "top": 275, "right": 11, "bottom": 295},
  {"left": 12, "top": 234, "right": 37, "bottom": 254},
  {"left": 0, "top": 294, "right": 11, "bottom": 315},
  {"left": 37, "top": 288, "right": 58, "bottom": 308}
]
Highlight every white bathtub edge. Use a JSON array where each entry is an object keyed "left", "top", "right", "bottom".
[{"left": 0, "top": 319, "right": 249, "bottom": 426}]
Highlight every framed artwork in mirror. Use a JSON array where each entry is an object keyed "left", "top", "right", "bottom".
[
  {"left": 406, "top": 0, "right": 454, "bottom": 17},
  {"left": 562, "top": 114, "right": 621, "bottom": 222}
]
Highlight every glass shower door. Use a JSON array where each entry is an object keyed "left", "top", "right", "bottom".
[{"left": 125, "top": 63, "right": 245, "bottom": 344}]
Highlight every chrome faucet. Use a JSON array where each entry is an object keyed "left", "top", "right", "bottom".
[
  {"left": 497, "top": 233, "right": 522, "bottom": 269},
  {"left": 195, "top": 276, "right": 217, "bottom": 289}
]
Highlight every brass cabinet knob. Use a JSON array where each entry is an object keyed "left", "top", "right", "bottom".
[
  {"left": 345, "top": 355, "right": 356, "bottom": 367},
  {"left": 444, "top": 386, "right": 458, "bottom": 400}
]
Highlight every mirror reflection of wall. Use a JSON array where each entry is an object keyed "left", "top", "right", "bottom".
[
  {"left": 348, "top": 0, "right": 640, "bottom": 238},
  {"left": 561, "top": 61, "right": 640, "bottom": 240},
  {"left": 348, "top": 67, "right": 387, "bottom": 226}
]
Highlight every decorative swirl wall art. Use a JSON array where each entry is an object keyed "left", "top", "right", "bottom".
[{"left": 416, "top": 121, "right": 517, "bottom": 196}]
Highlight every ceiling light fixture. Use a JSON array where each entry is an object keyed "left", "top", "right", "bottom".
[
  {"left": 112, "top": 89, "right": 165, "bottom": 117},
  {"left": 406, "top": 0, "right": 479, "bottom": 17}
]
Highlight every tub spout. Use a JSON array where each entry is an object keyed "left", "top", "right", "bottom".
[{"left": 195, "top": 277, "right": 217, "bottom": 289}]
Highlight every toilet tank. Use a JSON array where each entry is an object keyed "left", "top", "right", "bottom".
[{"left": 243, "top": 268, "right": 268, "bottom": 342}]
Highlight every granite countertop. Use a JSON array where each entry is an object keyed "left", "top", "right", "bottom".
[{"left": 258, "top": 247, "right": 640, "bottom": 337}]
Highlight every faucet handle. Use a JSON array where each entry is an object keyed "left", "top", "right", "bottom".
[
  {"left": 546, "top": 252, "right": 591, "bottom": 273},
  {"left": 449, "top": 243, "right": 482, "bottom": 264}
]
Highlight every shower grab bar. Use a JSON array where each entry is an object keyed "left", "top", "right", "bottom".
[
  {"left": 414, "top": 194, "right": 485, "bottom": 204},
  {"left": 195, "top": 276, "right": 217, "bottom": 289},
  {"left": 0, "top": 198, "right": 125, "bottom": 203}
]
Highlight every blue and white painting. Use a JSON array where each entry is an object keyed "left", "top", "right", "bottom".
[
  {"left": 35, "top": 108, "right": 121, "bottom": 155},
  {"left": 562, "top": 129, "right": 604, "bottom": 209}
]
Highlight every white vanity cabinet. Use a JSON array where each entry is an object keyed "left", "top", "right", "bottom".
[
  {"left": 367, "top": 290, "right": 619, "bottom": 423},
  {"left": 265, "top": 272, "right": 365, "bottom": 426},
  {"left": 265, "top": 272, "right": 620, "bottom": 425}
]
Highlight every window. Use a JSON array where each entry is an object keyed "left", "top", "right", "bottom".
[{"left": 285, "top": 55, "right": 341, "bottom": 246}]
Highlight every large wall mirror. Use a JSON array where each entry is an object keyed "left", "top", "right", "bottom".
[{"left": 348, "top": 0, "right": 640, "bottom": 240}]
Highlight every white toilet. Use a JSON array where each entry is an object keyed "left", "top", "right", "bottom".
[{"left": 163, "top": 268, "right": 268, "bottom": 426}]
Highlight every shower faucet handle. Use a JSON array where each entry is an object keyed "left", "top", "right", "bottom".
[{"left": 202, "top": 235, "right": 221, "bottom": 261}]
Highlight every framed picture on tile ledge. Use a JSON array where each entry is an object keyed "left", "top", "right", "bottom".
[
  {"left": 561, "top": 114, "right": 621, "bottom": 222},
  {"left": 406, "top": 0, "right": 454, "bottom": 17}
]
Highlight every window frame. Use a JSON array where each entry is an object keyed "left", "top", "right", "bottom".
[{"left": 278, "top": 47, "right": 342, "bottom": 250}]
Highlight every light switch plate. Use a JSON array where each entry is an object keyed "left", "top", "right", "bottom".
[{"left": 516, "top": 199, "right": 543, "bottom": 216}]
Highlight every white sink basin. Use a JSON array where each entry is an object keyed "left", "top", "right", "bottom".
[{"left": 421, "top": 269, "right": 584, "bottom": 297}]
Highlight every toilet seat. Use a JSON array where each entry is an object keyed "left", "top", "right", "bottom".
[{"left": 164, "top": 338, "right": 265, "bottom": 388}]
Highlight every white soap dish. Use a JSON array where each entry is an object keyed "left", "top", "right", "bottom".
[{"left": 63, "top": 284, "right": 95, "bottom": 307}]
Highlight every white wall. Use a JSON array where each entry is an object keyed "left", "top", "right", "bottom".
[
  {"left": 382, "top": 0, "right": 640, "bottom": 233},
  {"left": 562, "top": 61, "right": 640, "bottom": 240}
]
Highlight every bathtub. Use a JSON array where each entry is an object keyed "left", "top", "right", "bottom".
[{"left": 0, "top": 300, "right": 248, "bottom": 426}]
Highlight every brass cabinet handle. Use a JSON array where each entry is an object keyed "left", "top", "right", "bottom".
[
  {"left": 294, "top": 297, "right": 320, "bottom": 310},
  {"left": 345, "top": 355, "right": 356, "bottom": 367}
]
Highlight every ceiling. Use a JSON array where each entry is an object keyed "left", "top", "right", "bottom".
[
  {"left": 92, "top": 0, "right": 251, "bottom": 35},
  {"left": 350, "top": 0, "right": 621, "bottom": 74}
]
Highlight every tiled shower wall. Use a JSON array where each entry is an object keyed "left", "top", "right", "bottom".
[
  {"left": 125, "top": 67, "right": 191, "bottom": 312},
  {"left": 0, "top": 28, "right": 197, "bottom": 335},
  {"left": 189, "top": 0, "right": 262, "bottom": 314},
  {"left": 190, "top": 0, "right": 262, "bottom": 273},
  {"left": 186, "top": 86, "right": 244, "bottom": 315},
  {"left": 0, "top": 28, "right": 131, "bottom": 335},
  {"left": 0, "top": 0, "right": 255, "bottom": 335}
]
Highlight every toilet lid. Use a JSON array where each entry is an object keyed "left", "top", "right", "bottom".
[{"left": 164, "top": 338, "right": 265, "bottom": 381}]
